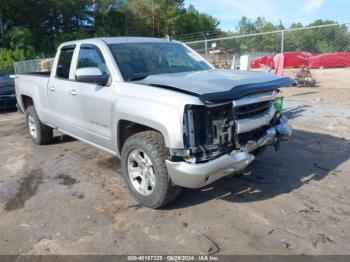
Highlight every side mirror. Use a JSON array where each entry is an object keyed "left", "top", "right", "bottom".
[{"left": 75, "top": 67, "right": 109, "bottom": 85}]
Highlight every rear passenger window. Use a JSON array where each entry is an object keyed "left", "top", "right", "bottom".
[
  {"left": 77, "top": 45, "right": 106, "bottom": 75},
  {"left": 56, "top": 46, "right": 75, "bottom": 79}
]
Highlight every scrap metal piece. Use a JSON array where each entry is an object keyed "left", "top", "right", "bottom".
[{"left": 296, "top": 66, "right": 317, "bottom": 87}]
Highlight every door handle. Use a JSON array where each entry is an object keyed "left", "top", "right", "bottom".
[
  {"left": 49, "top": 85, "right": 55, "bottom": 91},
  {"left": 70, "top": 89, "right": 78, "bottom": 96}
]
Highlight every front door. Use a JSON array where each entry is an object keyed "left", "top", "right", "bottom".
[{"left": 67, "top": 44, "right": 115, "bottom": 150}]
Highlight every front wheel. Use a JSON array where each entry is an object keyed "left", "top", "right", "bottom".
[{"left": 121, "top": 131, "right": 181, "bottom": 209}]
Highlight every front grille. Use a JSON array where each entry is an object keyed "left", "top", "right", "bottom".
[{"left": 234, "top": 100, "right": 273, "bottom": 120}]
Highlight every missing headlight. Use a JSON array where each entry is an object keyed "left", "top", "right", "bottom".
[{"left": 183, "top": 103, "right": 237, "bottom": 163}]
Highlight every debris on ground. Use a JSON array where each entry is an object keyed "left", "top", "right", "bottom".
[
  {"left": 280, "top": 239, "right": 290, "bottom": 249},
  {"left": 309, "top": 233, "right": 334, "bottom": 249},
  {"left": 55, "top": 174, "right": 79, "bottom": 187},
  {"left": 71, "top": 192, "right": 85, "bottom": 199},
  {"left": 201, "top": 234, "right": 220, "bottom": 255},
  {"left": 298, "top": 203, "right": 320, "bottom": 214},
  {"left": 295, "top": 66, "right": 317, "bottom": 87},
  {"left": 128, "top": 203, "right": 142, "bottom": 209},
  {"left": 54, "top": 153, "right": 65, "bottom": 158},
  {"left": 175, "top": 211, "right": 182, "bottom": 216},
  {"left": 268, "top": 229, "right": 275, "bottom": 235}
]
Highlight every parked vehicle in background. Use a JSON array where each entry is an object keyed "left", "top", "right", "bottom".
[
  {"left": 15, "top": 37, "right": 295, "bottom": 208},
  {"left": 0, "top": 72, "right": 17, "bottom": 111}
]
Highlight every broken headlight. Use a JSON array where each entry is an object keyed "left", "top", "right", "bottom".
[{"left": 182, "top": 103, "right": 236, "bottom": 162}]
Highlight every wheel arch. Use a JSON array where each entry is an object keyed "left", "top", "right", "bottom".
[
  {"left": 20, "top": 95, "right": 34, "bottom": 111},
  {"left": 117, "top": 119, "right": 167, "bottom": 156}
]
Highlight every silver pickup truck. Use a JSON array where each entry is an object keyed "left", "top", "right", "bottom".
[{"left": 15, "top": 37, "right": 295, "bottom": 208}]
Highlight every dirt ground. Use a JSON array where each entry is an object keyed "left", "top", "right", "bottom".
[{"left": 0, "top": 81, "right": 350, "bottom": 255}]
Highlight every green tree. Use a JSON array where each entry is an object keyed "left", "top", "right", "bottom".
[
  {"left": 0, "top": 26, "right": 36, "bottom": 71},
  {"left": 178, "top": 5, "right": 219, "bottom": 36},
  {"left": 284, "top": 20, "right": 350, "bottom": 53}
]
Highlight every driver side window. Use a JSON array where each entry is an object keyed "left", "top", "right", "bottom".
[{"left": 77, "top": 45, "right": 107, "bottom": 75}]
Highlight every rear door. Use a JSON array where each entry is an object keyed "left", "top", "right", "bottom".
[
  {"left": 48, "top": 45, "right": 76, "bottom": 130},
  {"left": 67, "top": 44, "right": 115, "bottom": 150}
]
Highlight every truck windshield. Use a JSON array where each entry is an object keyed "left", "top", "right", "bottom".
[{"left": 108, "top": 42, "right": 212, "bottom": 81}]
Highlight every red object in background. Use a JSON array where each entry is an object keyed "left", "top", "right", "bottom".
[
  {"left": 250, "top": 55, "right": 274, "bottom": 69},
  {"left": 282, "top": 52, "right": 313, "bottom": 68},
  {"left": 308, "top": 52, "right": 350, "bottom": 68},
  {"left": 251, "top": 52, "right": 312, "bottom": 69},
  {"left": 250, "top": 51, "right": 350, "bottom": 70}
]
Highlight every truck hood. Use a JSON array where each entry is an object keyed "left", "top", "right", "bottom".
[{"left": 137, "top": 69, "right": 296, "bottom": 104}]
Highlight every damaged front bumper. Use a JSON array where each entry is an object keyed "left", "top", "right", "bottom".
[{"left": 166, "top": 114, "right": 292, "bottom": 188}]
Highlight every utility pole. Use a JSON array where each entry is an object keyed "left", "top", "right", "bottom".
[
  {"left": 201, "top": 32, "right": 208, "bottom": 60},
  {"left": 279, "top": 19, "right": 284, "bottom": 53},
  {"left": 281, "top": 30, "right": 284, "bottom": 53}
]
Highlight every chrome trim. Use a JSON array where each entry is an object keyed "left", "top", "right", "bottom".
[
  {"left": 235, "top": 106, "right": 276, "bottom": 134},
  {"left": 166, "top": 150, "right": 255, "bottom": 188},
  {"left": 205, "top": 101, "right": 233, "bottom": 108},
  {"left": 233, "top": 91, "right": 277, "bottom": 107}
]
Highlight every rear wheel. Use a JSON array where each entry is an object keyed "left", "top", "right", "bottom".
[
  {"left": 121, "top": 131, "right": 181, "bottom": 209},
  {"left": 26, "top": 105, "right": 53, "bottom": 145}
]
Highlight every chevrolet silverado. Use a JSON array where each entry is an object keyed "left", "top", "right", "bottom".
[{"left": 15, "top": 37, "right": 295, "bottom": 208}]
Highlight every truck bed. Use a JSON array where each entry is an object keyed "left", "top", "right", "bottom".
[{"left": 15, "top": 73, "right": 51, "bottom": 115}]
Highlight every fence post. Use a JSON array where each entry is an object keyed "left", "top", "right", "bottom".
[
  {"left": 204, "top": 39, "right": 208, "bottom": 60},
  {"left": 281, "top": 30, "right": 284, "bottom": 53}
]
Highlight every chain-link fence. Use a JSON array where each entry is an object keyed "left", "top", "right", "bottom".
[
  {"left": 186, "top": 23, "right": 350, "bottom": 69},
  {"left": 185, "top": 23, "right": 350, "bottom": 87}
]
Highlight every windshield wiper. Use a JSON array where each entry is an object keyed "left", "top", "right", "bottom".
[{"left": 128, "top": 73, "right": 149, "bottom": 81}]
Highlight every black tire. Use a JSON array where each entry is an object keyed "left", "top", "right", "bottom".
[
  {"left": 121, "top": 131, "right": 181, "bottom": 209},
  {"left": 26, "top": 105, "right": 53, "bottom": 145}
]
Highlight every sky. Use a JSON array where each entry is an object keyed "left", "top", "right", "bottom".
[{"left": 184, "top": 0, "right": 350, "bottom": 31}]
